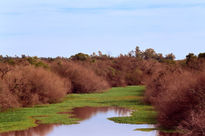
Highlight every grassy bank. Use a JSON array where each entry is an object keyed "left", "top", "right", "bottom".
[{"left": 0, "top": 86, "right": 157, "bottom": 133}]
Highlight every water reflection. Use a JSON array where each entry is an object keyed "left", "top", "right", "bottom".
[
  {"left": 0, "top": 106, "right": 182, "bottom": 136},
  {"left": 71, "top": 106, "right": 131, "bottom": 121},
  {"left": 0, "top": 124, "right": 55, "bottom": 136}
]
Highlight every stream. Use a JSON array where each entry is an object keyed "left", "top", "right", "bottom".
[{"left": 0, "top": 107, "right": 181, "bottom": 136}]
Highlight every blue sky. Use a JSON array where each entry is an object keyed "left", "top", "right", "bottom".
[{"left": 0, "top": 0, "right": 205, "bottom": 59}]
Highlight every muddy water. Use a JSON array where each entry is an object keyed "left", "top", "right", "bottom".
[{"left": 0, "top": 107, "right": 181, "bottom": 136}]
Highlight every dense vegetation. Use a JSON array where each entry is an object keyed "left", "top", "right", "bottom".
[
  {"left": 0, "top": 66, "right": 69, "bottom": 109},
  {"left": 0, "top": 47, "right": 205, "bottom": 135},
  {"left": 145, "top": 55, "right": 205, "bottom": 135},
  {"left": 0, "top": 86, "right": 155, "bottom": 133}
]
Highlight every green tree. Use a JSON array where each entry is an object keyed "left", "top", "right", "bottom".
[
  {"left": 143, "top": 48, "right": 157, "bottom": 60},
  {"left": 186, "top": 53, "right": 197, "bottom": 65},
  {"left": 198, "top": 53, "right": 205, "bottom": 59},
  {"left": 135, "top": 46, "right": 142, "bottom": 59},
  {"left": 70, "top": 53, "right": 90, "bottom": 61},
  {"left": 165, "top": 53, "right": 175, "bottom": 60}
]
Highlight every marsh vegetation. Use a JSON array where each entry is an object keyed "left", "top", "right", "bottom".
[{"left": 0, "top": 47, "right": 205, "bottom": 135}]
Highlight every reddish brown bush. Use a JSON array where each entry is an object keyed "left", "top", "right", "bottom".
[
  {"left": 79, "top": 55, "right": 144, "bottom": 87},
  {"left": 0, "top": 80, "right": 19, "bottom": 110},
  {"left": 3, "top": 66, "right": 70, "bottom": 107},
  {"left": 145, "top": 65, "right": 205, "bottom": 132},
  {"left": 144, "top": 64, "right": 181, "bottom": 104},
  {"left": 0, "top": 49, "right": 205, "bottom": 136},
  {"left": 179, "top": 110, "right": 205, "bottom": 136},
  {"left": 51, "top": 61, "right": 110, "bottom": 93},
  {"left": 88, "top": 59, "right": 127, "bottom": 87},
  {"left": 0, "top": 63, "right": 13, "bottom": 80}
]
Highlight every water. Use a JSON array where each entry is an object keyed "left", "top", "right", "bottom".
[{"left": 0, "top": 107, "right": 181, "bottom": 136}]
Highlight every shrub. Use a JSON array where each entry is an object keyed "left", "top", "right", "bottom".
[
  {"left": 27, "top": 57, "right": 49, "bottom": 68},
  {"left": 198, "top": 53, "right": 205, "bottom": 59},
  {"left": 4, "top": 66, "right": 70, "bottom": 107},
  {"left": 0, "top": 80, "right": 19, "bottom": 110},
  {"left": 145, "top": 66, "right": 205, "bottom": 132},
  {"left": 179, "top": 110, "right": 205, "bottom": 136},
  {"left": 70, "top": 53, "right": 90, "bottom": 61},
  {"left": 0, "top": 63, "right": 13, "bottom": 80},
  {"left": 86, "top": 56, "right": 143, "bottom": 87},
  {"left": 86, "top": 60, "right": 127, "bottom": 87},
  {"left": 51, "top": 61, "right": 110, "bottom": 93}
]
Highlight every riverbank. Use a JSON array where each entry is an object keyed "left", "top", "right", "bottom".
[{"left": 0, "top": 86, "right": 157, "bottom": 133}]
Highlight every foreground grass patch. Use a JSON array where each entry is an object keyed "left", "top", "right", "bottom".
[{"left": 0, "top": 86, "right": 157, "bottom": 133}]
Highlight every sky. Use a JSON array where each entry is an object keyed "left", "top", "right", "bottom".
[{"left": 0, "top": 0, "right": 205, "bottom": 59}]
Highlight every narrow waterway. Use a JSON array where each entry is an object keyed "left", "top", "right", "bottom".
[{"left": 0, "top": 107, "right": 181, "bottom": 136}]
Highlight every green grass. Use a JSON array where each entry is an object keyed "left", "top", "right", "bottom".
[{"left": 0, "top": 86, "right": 157, "bottom": 133}]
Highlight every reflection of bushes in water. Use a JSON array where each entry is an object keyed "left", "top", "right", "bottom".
[
  {"left": 71, "top": 107, "right": 131, "bottom": 121},
  {"left": 0, "top": 124, "right": 57, "bottom": 136},
  {"left": 51, "top": 61, "right": 110, "bottom": 93},
  {"left": 0, "top": 66, "right": 70, "bottom": 109}
]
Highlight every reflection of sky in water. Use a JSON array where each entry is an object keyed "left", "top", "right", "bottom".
[
  {"left": 47, "top": 109, "right": 157, "bottom": 136},
  {"left": 0, "top": 107, "right": 181, "bottom": 136}
]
